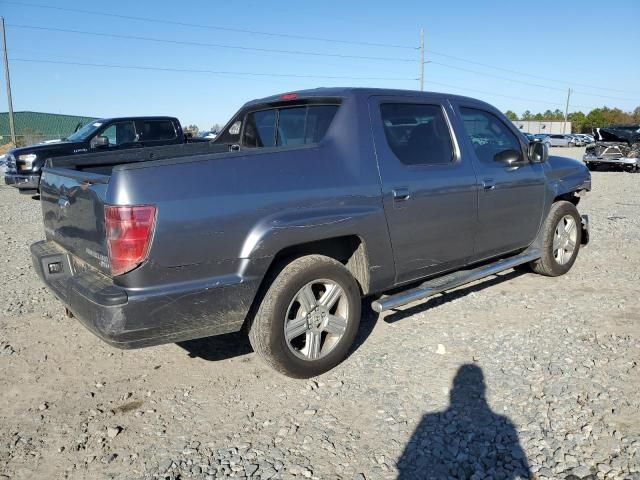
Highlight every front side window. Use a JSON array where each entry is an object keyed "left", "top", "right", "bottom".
[
  {"left": 380, "top": 103, "right": 454, "bottom": 165},
  {"left": 242, "top": 104, "right": 339, "bottom": 148},
  {"left": 459, "top": 108, "right": 521, "bottom": 163},
  {"left": 140, "top": 120, "right": 176, "bottom": 141},
  {"left": 98, "top": 121, "right": 137, "bottom": 147}
]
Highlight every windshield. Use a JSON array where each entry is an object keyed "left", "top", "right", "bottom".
[{"left": 65, "top": 120, "right": 105, "bottom": 142}]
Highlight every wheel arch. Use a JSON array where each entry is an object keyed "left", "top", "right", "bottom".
[{"left": 264, "top": 235, "right": 370, "bottom": 296}]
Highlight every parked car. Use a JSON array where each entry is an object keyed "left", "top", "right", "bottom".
[
  {"left": 4, "top": 116, "right": 196, "bottom": 194},
  {"left": 570, "top": 135, "right": 586, "bottom": 147},
  {"left": 585, "top": 124, "right": 640, "bottom": 171},
  {"left": 532, "top": 134, "right": 552, "bottom": 148},
  {"left": 31, "top": 88, "right": 591, "bottom": 378},
  {"left": 575, "top": 134, "right": 594, "bottom": 144},
  {"left": 548, "top": 134, "right": 575, "bottom": 147},
  {"left": 199, "top": 131, "right": 218, "bottom": 140}
]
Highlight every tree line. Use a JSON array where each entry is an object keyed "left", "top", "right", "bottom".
[{"left": 503, "top": 106, "right": 640, "bottom": 133}]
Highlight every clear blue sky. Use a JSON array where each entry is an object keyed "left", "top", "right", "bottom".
[{"left": 1, "top": 0, "right": 638, "bottom": 129}]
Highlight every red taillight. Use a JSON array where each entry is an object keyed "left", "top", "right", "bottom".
[
  {"left": 104, "top": 205, "right": 156, "bottom": 276},
  {"left": 280, "top": 92, "right": 298, "bottom": 101}
]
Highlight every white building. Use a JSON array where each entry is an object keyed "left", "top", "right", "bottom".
[{"left": 511, "top": 120, "right": 571, "bottom": 135}]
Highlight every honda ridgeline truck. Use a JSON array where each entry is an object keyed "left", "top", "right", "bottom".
[{"left": 31, "top": 88, "right": 591, "bottom": 378}]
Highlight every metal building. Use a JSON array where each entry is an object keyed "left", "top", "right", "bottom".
[
  {"left": 0, "top": 111, "right": 96, "bottom": 145},
  {"left": 511, "top": 120, "right": 572, "bottom": 135}
]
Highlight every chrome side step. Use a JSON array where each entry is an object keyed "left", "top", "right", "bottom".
[{"left": 371, "top": 250, "right": 541, "bottom": 313}]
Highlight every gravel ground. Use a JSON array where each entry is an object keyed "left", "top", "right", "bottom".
[{"left": 1, "top": 148, "right": 639, "bottom": 480}]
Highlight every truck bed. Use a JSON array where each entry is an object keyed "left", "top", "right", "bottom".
[{"left": 47, "top": 141, "right": 231, "bottom": 175}]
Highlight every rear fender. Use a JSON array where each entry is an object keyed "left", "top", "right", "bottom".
[{"left": 239, "top": 206, "right": 395, "bottom": 292}]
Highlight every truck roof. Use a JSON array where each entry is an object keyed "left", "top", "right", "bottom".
[
  {"left": 93, "top": 116, "right": 180, "bottom": 123},
  {"left": 244, "top": 87, "right": 493, "bottom": 109}
]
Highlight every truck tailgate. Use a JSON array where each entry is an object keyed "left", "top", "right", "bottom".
[{"left": 39, "top": 168, "right": 111, "bottom": 274}]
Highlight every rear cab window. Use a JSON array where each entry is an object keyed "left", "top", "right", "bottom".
[
  {"left": 242, "top": 104, "right": 339, "bottom": 148},
  {"left": 215, "top": 100, "right": 340, "bottom": 150}
]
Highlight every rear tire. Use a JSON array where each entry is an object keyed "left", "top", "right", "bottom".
[
  {"left": 530, "top": 201, "right": 582, "bottom": 277},
  {"left": 248, "top": 255, "right": 361, "bottom": 378}
]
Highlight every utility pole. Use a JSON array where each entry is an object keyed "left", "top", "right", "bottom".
[
  {"left": 1, "top": 17, "right": 15, "bottom": 144},
  {"left": 562, "top": 87, "right": 572, "bottom": 134},
  {"left": 419, "top": 28, "right": 425, "bottom": 91}
]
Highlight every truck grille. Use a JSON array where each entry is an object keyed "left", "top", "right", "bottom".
[{"left": 593, "top": 145, "right": 623, "bottom": 158}]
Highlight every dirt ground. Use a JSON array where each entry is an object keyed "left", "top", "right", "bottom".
[{"left": 1, "top": 148, "right": 639, "bottom": 480}]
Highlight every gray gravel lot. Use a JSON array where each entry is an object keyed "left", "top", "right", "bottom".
[{"left": 1, "top": 148, "right": 639, "bottom": 479}]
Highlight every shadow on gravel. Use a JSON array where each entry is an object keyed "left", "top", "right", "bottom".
[
  {"left": 177, "top": 298, "right": 380, "bottom": 362},
  {"left": 176, "top": 331, "right": 253, "bottom": 361},
  {"left": 383, "top": 270, "right": 525, "bottom": 324},
  {"left": 397, "top": 364, "right": 531, "bottom": 480}
]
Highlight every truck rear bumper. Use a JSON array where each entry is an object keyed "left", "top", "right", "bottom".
[
  {"left": 4, "top": 172, "right": 40, "bottom": 191},
  {"left": 30, "top": 240, "right": 261, "bottom": 349}
]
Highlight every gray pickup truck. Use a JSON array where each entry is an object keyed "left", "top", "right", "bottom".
[{"left": 31, "top": 88, "right": 591, "bottom": 378}]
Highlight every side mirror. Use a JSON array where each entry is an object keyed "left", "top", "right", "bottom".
[
  {"left": 494, "top": 149, "right": 523, "bottom": 166},
  {"left": 529, "top": 141, "right": 548, "bottom": 163},
  {"left": 91, "top": 135, "right": 109, "bottom": 148}
]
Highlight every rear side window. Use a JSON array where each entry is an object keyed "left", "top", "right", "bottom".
[
  {"left": 140, "top": 120, "right": 177, "bottom": 141},
  {"left": 242, "top": 105, "right": 338, "bottom": 148},
  {"left": 277, "top": 105, "right": 339, "bottom": 146},
  {"left": 459, "top": 107, "right": 521, "bottom": 163},
  {"left": 380, "top": 103, "right": 454, "bottom": 165},
  {"left": 243, "top": 110, "right": 277, "bottom": 147}
]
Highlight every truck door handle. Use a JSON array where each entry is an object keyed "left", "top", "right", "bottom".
[
  {"left": 482, "top": 179, "right": 496, "bottom": 190},
  {"left": 392, "top": 187, "right": 411, "bottom": 202}
]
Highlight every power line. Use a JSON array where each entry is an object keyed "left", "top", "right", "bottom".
[
  {"left": 4, "top": 0, "right": 635, "bottom": 97},
  {"left": 2, "top": 0, "right": 417, "bottom": 50},
  {"left": 8, "top": 24, "right": 417, "bottom": 63},
  {"left": 425, "top": 78, "right": 591, "bottom": 110},
  {"left": 10, "top": 57, "right": 418, "bottom": 81},
  {"left": 429, "top": 61, "right": 640, "bottom": 102},
  {"left": 12, "top": 56, "right": 591, "bottom": 110},
  {"left": 14, "top": 23, "right": 632, "bottom": 103},
  {"left": 425, "top": 48, "right": 638, "bottom": 95}
]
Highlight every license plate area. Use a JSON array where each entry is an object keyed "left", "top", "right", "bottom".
[{"left": 39, "top": 252, "right": 74, "bottom": 281}]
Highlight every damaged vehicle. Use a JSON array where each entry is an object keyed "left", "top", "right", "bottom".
[
  {"left": 31, "top": 88, "right": 591, "bottom": 378},
  {"left": 585, "top": 124, "right": 640, "bottom": 172}
]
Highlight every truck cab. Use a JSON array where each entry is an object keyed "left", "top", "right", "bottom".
[{"left": 4, "top": 116, "right": 185, "bottom": 193}]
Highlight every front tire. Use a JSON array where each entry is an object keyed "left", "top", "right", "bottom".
[
  {"left": 248, "top": 255, "right": 361, "bottom": 378},
  {"left": 530, "top": 201, "right": 582, "bottom": 277}
]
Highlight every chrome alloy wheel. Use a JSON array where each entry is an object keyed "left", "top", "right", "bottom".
[
  {"left": 284, "top": 279, "right": 349, "bottom": 361},
  {"left": 553, "top": 214, "right": 578, "bottom": 265}
]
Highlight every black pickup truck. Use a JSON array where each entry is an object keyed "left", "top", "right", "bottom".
[{"left": 4, "top": 116, "right": 203, "bottom": 193}]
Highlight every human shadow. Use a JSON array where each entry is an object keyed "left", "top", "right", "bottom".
[{"left": 397, "top": 364, "right": 531, "bottom": 480}]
